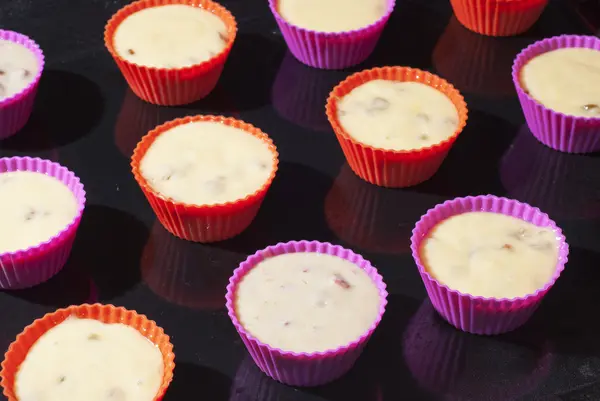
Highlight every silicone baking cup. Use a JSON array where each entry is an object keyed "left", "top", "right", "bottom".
[
  {"left": 411, "top": 195, "right": 569, "bottom": 335},
  {"left": 512, "top": 35, "right": 600, "bottom": 153},
  {"left": 0, "top": 157, "right": 86, "bottom": 290},
  {"left": 268, "top": 0, "right": 395, "bottom": 70},
  {"left": 132, "top": 115, "right": 279, "bottom": 243},
  {"left": 450, "top": 0, "right": 548, "bottom": 36},
  {"left": 226, "top": 240, "right": 388, "bottom": 386},
  {"left": 326, "top": 66, "right": 468, "bottom": 188},
  {"left": 0, "top": 304, "right": 175, "bottom": 401},
  {"left": 104, "top": 0, "right": 237, "bottom": 106},
  {"left": 0, "top": 30, "right": 44, "bottom": 140}
]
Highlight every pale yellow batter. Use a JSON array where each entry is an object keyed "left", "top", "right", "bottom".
[
  {"left": 420, "top": 212, "right": 559, "bottom": 299},
  {"left": 278, "top": 0, "right": 387, "bottom": 32},
  {"left": 337, "top": 80, "right": 459, "bottom": 151},
  {"left": 0, "top": 171, "right": 78, "bottom": 253},
  {"left": 113, "top": 4, "right": 228, "bottom": 68},
  {"left": 235, "top": 252, "right": 380, "bottom": 353},
  {"left": 0, "top": 39, "right": 38, "bottom": 100},
  {"left": 520, "top": 48, "right": 600, "bottom": 118},
  {"left": 140, "top": 121, "right": 274, "bottom": 206},
  {"left": 15, "top": 317, "right": 163, "bottom": 401}
]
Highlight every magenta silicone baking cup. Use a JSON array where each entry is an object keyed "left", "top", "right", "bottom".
[
  {"left": 410, "top": 195, "right": 569, "bottom": 335},
  {"left": 512, "top": 35, "right": 600, "bottom": 153},
  {"left": 268, "top": 0, "right": 395, "bottom": 70},
  {"left": 0, "top": 157, "right": 86, "bottom": 290},
  {"left": 225, "top": 240, "right": 388, "bottom": 386},
  {"left": 0, "top": 30, "right": 45, "bottom": 140}
]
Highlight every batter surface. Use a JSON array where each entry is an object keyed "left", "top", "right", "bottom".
[
  {"left": 15, "top": 317, "right": 164, "bottom": 401},
  {"left": 0, "top": 39, "right": 38, "bottom": 100},
  {"left": 113, "top": 4, "right": 228, "bottom": 68},
  {"left": 337, "top": 80, "right": 459, "bottom": 151},
  {"left": 0, "top": 171, "right": 78, "bottom": 253},
  {"left": 420, "top": 212, "right": 559, "bottom": 299},
  {"left": 235, "top": 252, "right": 380, "bottom": 353},
  {"left": 278, "top": 0, "right": 387, "bottom": 32},
  {"left": 140, "top": 121, "right": 274, "bottom": 206},
  {"left": 520, "top": 48, "right": 600, "bottom": 118}
]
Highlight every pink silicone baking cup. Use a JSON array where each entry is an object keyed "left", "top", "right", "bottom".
[
  {"left": 512, "top": 35, "right": 600, "bottom": 153},
  {"left": 450, "top": 0, "right": 548, "bottom": 37},
  {"left": 0, "top": 30, "right": 44, "bottom": 140},
  {"left": 268, "top": 0, "right": 395, "bottom": 70},
  {"left": 0, "top": 157, "right": 86, "bottom": 290},
  {"left": 410, "top": 195, "right": 569, "bottom": 335},
  {"left": 225, "top": 240, "right": 388, "bottom": 386}
]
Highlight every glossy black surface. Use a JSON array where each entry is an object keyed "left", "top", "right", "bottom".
[{"left": 0, "top": 0, "right": 599, "bottom": 399}]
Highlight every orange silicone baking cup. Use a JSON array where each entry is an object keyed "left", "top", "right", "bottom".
[
  {"left": 450, "top": 0, "right": 548, "bottom": 36},
  {"left": 132, "top": 115, "right": 279, "bottom": 243},
  {"left": 104, "top": 0, "right": 237, "bottom": 106},
  {"left": 0, "top": 304, "right": 175, "bottom": 401},
  {"left": 326, "top": 66, "right": 468, "bottom": 188}
]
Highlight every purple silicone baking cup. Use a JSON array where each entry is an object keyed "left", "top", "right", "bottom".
[
  {"left": 0, "top": 157, "right": 86, "bottom": 290},
  {"left": 410, "top": 195, "right": 569, "bottom": 335},
  {"left": 0, "top": 30, "right": 45, "bottom": 140},
  {"left": 268, "top": 0, "right": 395, "bottom": 70},
  {"left": 225, "top": 240, "right": 388, "bottom": 386},
  {"left": 512, "top": 35, "right": 600, "bottom": 154}
]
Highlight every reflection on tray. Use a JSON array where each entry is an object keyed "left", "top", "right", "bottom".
[
  {"left": 403, "top": 300, "right": 553, "bottom": 400},
  {"left": 230, "top": 357, "right": 288, "bottom": 401},
  {"left": 141, "top": 222, "right": 245, "bottom": 311},
  {"left": 271, "top": 52, "right": 344, "bottom": 132},
  {"left": 324, "top": 164, "right": 424, "bottom": 254},
  {"left": 433, "top": 16, "right": 524, "bottom": 97},
  {"left": 500, "top": 125, "right": 600, "bottom": 219}
]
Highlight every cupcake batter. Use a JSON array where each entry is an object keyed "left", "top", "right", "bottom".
[
  {"left": 15, "top": 317, "right": 163, "bottom": 401},
  {"left": 0, "top": 39, "right": 38, "bottom": 100},
  {"left": 235, "top": 252, "right": 380, "bottom": 353},
  {"left": 337, "top": 80, "right": 459, "bottom": 151},
  {"left": 520, "top": 48, "right": 600, "bottom": 118},
  {"left": 0, "top": 171, "right": 78, "bottom": 253},
  {"left": 140, "top": 121, "right": 274, "bottom": 206},
  {"left": 420, "top": 212, "right": 559, "bottom": 299},
  {"left": 278, "top": 0, "right": 387, "bottom": 32},
  {"left": 113, "top": 4, "right": 228, "bottom": 68}
]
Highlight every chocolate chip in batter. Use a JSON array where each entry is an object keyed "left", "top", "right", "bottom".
[
  {"left": 283, "top": 321, "right": 291, "bottom": 327},
  {"left": 444, "top": 117, "right": 458, "bottom": 126},
  {"left": 57, "top": 375, "right": 66, "bottom": 384},
  {"left": 127, "top": 48, "right": 135, "bottom": 55},
  {"left": 108, "top": 387, "right": 126, "bottom": 400},
  {"left": 501, "top": 243, "right": 514, "bottom": 251},
  {"left": 333, "top": 273, "right": 351, "bottom": 289},
  {"left": 88, "top": 333, "right": 101, "bottom": 340},
  {"left": 419, "top": 134, "right": 429, "bottom": 141},
  {"left": 530, "top": 241, "right": 553, "bottom": 252},
  {"left": 416, "top": 113, "right": 430, "bottom": 122},
  {"left": 302, "top": 268, "right": 310, "bottom": 273},
  {"left": 338, "top": 109, "right": 347, "bottom": 117},
  {"left": 583, "top": 104, "right": 600, "bottom": 114},
  {"left": 219, "top": 32, "right": 228, "bottom": 43},
  {"left": 509, "top": 228, "right": 529, "bottom": 241},
  {"left": 0, "top": 69, "right": 4, "bottom": 75},
  {"left": 367, "top": 97, "right": 390, "bottom": 114},
  {"left": 22, "top": 69, "right": 31, "bottom": 78},
  {"left": 24, "top": 208, "right": 37, "bottom": 221}
]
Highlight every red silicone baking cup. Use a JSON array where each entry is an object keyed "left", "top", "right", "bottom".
[
  {"left": 0, "top": 157, "right": 86, "bottom": 290},
  {"left": 131, "top": 115, "right": 279, "bottom": 243},
  {"left": 0, "top": 304, "right": 175, "bottom": 401},
  {"left": 0, "top": 30, "right": 45, "bottom": 140},
  {"left": 104, "top": 0, "right": 237, "bottom": 106},
  {"left": 410, "top": 195, "right": 569, "bottom": 335},
  {"left": 226, "top": 240, "right": 388, "bottom": 386},
  {"left": 450, "top": 0, "right": 548, "bottom": 36},
  {"left": 326, "top": 66, "right": 468, "bottom": 188}
]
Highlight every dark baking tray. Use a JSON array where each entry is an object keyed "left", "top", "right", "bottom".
[{"left": 0, "top": 0, "right": 599, "bottom": 400}]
